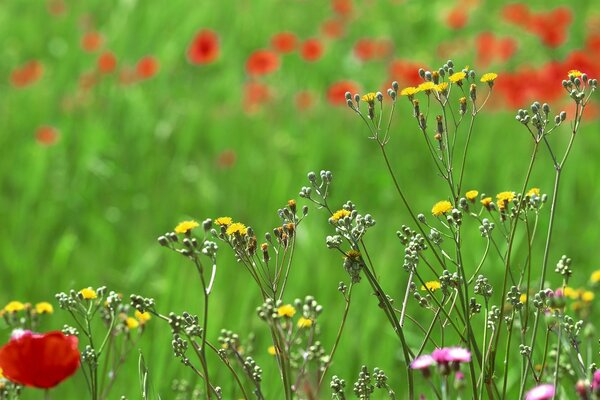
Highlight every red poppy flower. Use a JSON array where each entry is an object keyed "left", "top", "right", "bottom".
[
  {"left": 35, "top": 126, "right": 60, "bottom": 146},
  {"left": 353, "top": 38, "right": 376, "bottom": 62},
  {"left": 47, "top": 0, "right": 66, "bottom": 16},
  {"left": 300, "top": 39, "right": 324, "bottom": 62},
  {"left": 216, "top": 149, "right": 236, "bottom": 168},
  {"left": 81, "top": 31, "right": 103, "bottom": 52},
  {"left": 388, "top": 60, "right": 426, "bottom": 87},
  {"left": 321, "top": 19, "right": 345, "bottom": 39},
  {"left": 271, "top": 32, "right": 297, "bottom": 53},
  {"left": 327, "top": 80, "right": 360, "bottom": 106},
  {"left": 0, "top": 330, "right": 80, "bottom": 388},
  {"left": 332, "top": 0, "right": 352, "bottom": 17},
  {"left": 246, "top": 50, "right": 280, "bottom": 76},
  {"left": 10, "top": 61, "right": 43, "bottom": 88},
  {"left": 187, "top": 29, "right": 220, "bottom": 65},
  {"left": 501, "top": 3, "right": 530, "bottom": 26},
  {"left": 497, "top": 37, "right": 517, "bottom": 61},
  {"left": 136, "top": 56, "right": 160, "bottom": 79},
  {"left": 97, "top": 51, "right": 117, "bottom": 74},
  {"left": 244, "top": 81, "right": 271, "bottom": 111},
  {"left": 446, "top": 7, "right": 468, "bottom": 30}
]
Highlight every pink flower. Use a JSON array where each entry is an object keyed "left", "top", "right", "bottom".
[
  {"left": 447, "top": 347, "right": 471, "bottom": 363},
  {"left": 525, "top": 384, "right": 555, "bottom": 400},
  {"left": 410, "top": 355, "right": 434, "bottom": 370},
  {"left": 431, "top": 348, "right": 451, "bottom": 363},
  {"left": 593, "top": 370, "right": 600, "bottom": 390}
]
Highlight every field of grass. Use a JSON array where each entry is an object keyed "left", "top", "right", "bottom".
[{"left": 2, "top": 0, "right": 600, "bottom": 398}]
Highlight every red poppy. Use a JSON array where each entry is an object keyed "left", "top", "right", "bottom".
[
  {"left": 10, "top": 60, "right": 43, "bottom": 88},
  {"left": 136, "top": 56, "right": 160, "bottom": 79},
  {"left": 271, "top": 32, "right": 297, "bottom": 53},
  {"left": 244, "top": 81, "right": 271, "bottom": 111},
  {"left": 35, "top": 126, "right": 60, "bottom": 146},
  {"left": 353, "top": 38, "right": 377, "bottom": 62},
  {"left": 245, "top": 50, "right": 280, "bottom": 76},
  {"left": 497, "top": 37, "right": 517, "bottom": 61},
  {"left": 300, "top": 39, "right": 324, "bottom": 62},
  {"left": 47, "top": 0, "right": 66, "bottom": 16},
  {"left": 388, "top": 59, "right": 426, "bottom": 87},
  {"left": 327, "top": 80, "right": 360, "bottom": 106},
  {"left": 295, "top": 90, "right": 315, "bottom": 111},
  {"left": 445, "top": 7, "right": 468, "bottom": 30},
  {"left": 332, "top": 0, "right": 353, "bottom": 17},
  {"left": 216, "top": 149, "right": 236, "bottom": 168},
  {"left": 475, "top": 32, "right": 496, "bottom": 67},
  {"left": 187, "top": 29, "right": 220, "bottom": 65},
  {"left": 0, "top": 330, "right": 80, "bottom": 388},
  {"left": 501, "top": 3, "right": 530, "bottom": 26},
  {"left": 321, "top": 19, "right": 345, "bottom": 39},
  {"left": 97, "top": 51, "right": 117, "bottom": 74},
  {"left": 81, "top": 31, "right": 103, "bottom": 52}
]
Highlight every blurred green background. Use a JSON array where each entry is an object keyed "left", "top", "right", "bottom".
[{"left": 2, "top": 0, "right": 600, "bottom": 398}]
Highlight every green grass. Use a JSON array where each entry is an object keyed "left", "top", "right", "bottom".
[{"left": 1, "top": 0, "right": 600, "bottom": 398}]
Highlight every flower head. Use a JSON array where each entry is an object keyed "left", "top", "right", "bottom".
[
  {"left": 446, "top": 347, "right": 471, "bottom": 363},
  {"left": 481, "top": 197, "right": 493, "bottom": 208},
  {"left": 3, "top": 301, "right": 25, "bottom": 314},
  {"left": 421, "top": 281, "right": 441, "bottom": 292},
  {"left": 400, "top": 86, "right": 419, "bottom": 97},
  {"left": 480, "top": 72, "right": 498, "bottom": 84},
  {"left": 297, "top": 317, "right": 313, "bottom": 328},
  {"left": 215, "top": 217, "right": 233, "bottom": 226},
  {"left": 174, "top": 220, "right": 199, "bottom": 234},
  {"left": 135, "top": 310, "right": 151, "bottom": 323},
  {"left": 125, "top": 317, "right": 139, "bottom": 330},
  {"left": 526, "top": 188, "right": 540, "bottom": 197},
  {"left": 331, "top": 209, "right": 351, "bottom": 223},
  {"left": 590, "top": 270, "right": 600, "bottom": 283},
  {"left": 35, "top": 302, "right": 54, "bottom": 315},
  {"left": 465, "top": 190, "right": 478, "bottom": 202},
  {"left": 79, "top": 288, "right": 97, "bottom": 300},
  {"left": 496, "top": 191, "right": 515, "bottom": 209},
  {"left": 361, "top": 92, "right": 377, "bottom": 103},
  {"left": 568, "top": 70, "right": 582, "bottom": 78},
  {"left": 0, "top": 331, "right": 80, "bottom": 388},
  {"left": 525, "top": 383, "right": 555, "bottom": 400},
  {"left": 267, "top": 345, "right": 278, "bottom": 356},
  {"left": 226, "top": 222, "right": 248, "bottom": 236},
  {"left": 449, "top": 71, "right": 467, "bottom": 83},
  {"left": 410, "top": 354, "right": 434, "bottom": 370},
  {"left": 277, "top": 304, "right": 296, "bottom": 318},
  {"left": 417, "top": 82, "right": 436, "bottom": 92},
  {"left": 246, "top": 50, "right": 280, "bottom": 76},
  {"left": 432, "top": 200, "right": 453, "bottom": 216},
  {"left": 187, "top": 29, "right": 220, "bottom": 65},
  {"left": 434, "top": 82, "right": 449, "bottom": 93}
]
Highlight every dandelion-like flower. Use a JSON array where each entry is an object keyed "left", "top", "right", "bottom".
[
  {"left": 330, "top": 209, "right": 351, "bottom": 223},
  {"left": 481, "top": 197, "right": 493, "bottom": 208},
  {"left": 267, "top": 345, "right": 278, "bottom": 356},
  {"left": 135, "top": 310, "right": 151, "bottom": 323},
  {"left": 226, "top": 222, "right": 248, "bottom": 236},
  {"left": 421, "top": 281, "right": 441, "bottom": 292},
  {"left": 449, "top": 71, "right": 467, "bottom": 84},
  {"left": 480, "top": 72, "right": 498, "bottom": 85},
  {"left": 568, "top": 70, "right": 582, "bottom": 78},
  {"left": 277, "top": 304, "right": 296, "bottom": 318},
  {"left": 215, "top": 217, "right": 233, "bottom": 226},
  {"left": 431, "top": 200, "right": 452, "bottom": 216},
  {"left": 297, "top": 317, "right": 313, "bottom": 328},
  {"left": 125, "top": 317, "right": 139, "bottom": 330},
  {"left": 400, "top": 86, "right": 419, "bottom": 97},
  {"left": 79, "top": 288, "right": 97, "bottom": 300},
  {"left": 465, "top": 190, "right": 478, "bottom": 202},
  {"left": 526, "top": 188, "right": 540, "bottom": 197},
  {"left": 496, "top": 191, "right": 515, "bottom": 209},
  {"left": 174, "top": 220, "right": 199, "bottom": 234},
  {"left": 35, "top": 302, "right": 54, "bottom": 314},
  {"left": 361, "top": 92, "right": 377, "bottom": 103},
  {"left": 525, "top": 384, "right": 555, "bottom": 400},
  {"left": 3, "top": 301, "right": 25, "bottom": 313},
  {"left": 434, "top": 82, "right": 448, "bottom": 94},
  {"left": 590, "top": 270, "right": 600, "bottom": 283},
  {"left": 417, "top": 82, "right": 436, "bottom": 92}
]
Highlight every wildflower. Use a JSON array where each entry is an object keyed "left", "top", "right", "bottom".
[
  {"left": 432, "top": 347, "right": 471, "bottom": 364},
  {"left": 297, "top": 317, "right": 313, "bottom": 328},
  {"left": 400, "top": 86, "right": 419, "bottom": 98},
  {"left": 526, "top": 188, "right": 540, "bottom": 197},
  {"left": 480, "top": 72, "right": 498, "bottom": 85},
  {"left": 525, "top": 383, "right": 555, "bottom": 400},
  {"left": 417, "top": 82, "right": 436, "bottom": 92},
  {"left": 10, "top": 60, "right": 43, "bottom": 88},
  {"left": 277, "top": 304, "right": 296, "bottom": 318},
  {"left": 271, "top": 32, "right": 297, "bottom": 53},
  {"left": 431, "top": 200, "right": 452, "bottom": 216},
  {"left": 465, "top": 190, "right": 478, "bottom": 202},
  {"left": 563, "top": 287, "right": 578, "bottom": 299},
  {"left": 175, "top": 220, "right": 199, "bottom": 234},
  {"left": 267, "top": 345, "right": 278, "bottom": 356},
  {"left": 136, "top": 56, "right": 159, "bottom": 79},
  {"left": 520, "top": 294, "right": 527, "bottom": 304},
  {"left": 3, "top": 302, "right": 25, "bottom": 314},
  {"left": 0, "top": 331, "right": 80, "bottom": 388},
  {"left": 496, "top": 191, "right": 515, "bottom": 209},
  {"left": 226, "top": 222, "right": 248, "bottom": 236},
  {"left": 481, "top": 197, "right": 493, "bottom": 209},
  {"left": 187, "top": 29, "right": 220, "bottom": 65},
  {"left": 421, "top": 281, "right": 441, "bottom": 292},
  {"left": 568, "top": 70, "right": 582, "bottom": 78},
  {"left": 125, "top": 317, "right": 139, "bottom": 330},
  {"left": 410, "top": 354, "right": 434, "bottom": 370},
  {"left": 327, "top": 80, "right": 360, "bottom": 106},
  {"left": 35, "top": 302, "right": 54, "bottom": 314},
  {"left": 582, "top": 291, "right": 594, "bottom": 302},
  {"left": 35, "top": 126, "right": 59, "bottom": 146},
  {"left": 331, "top": 209, "right": 351, "bottom": 223},
  {"left": 361, "top": 92, "right": 377, "bottom": 103},
  {"left": 246, "top": 49, "right": 280, "bottom": 76},
  {"left": 79, "top": 287, "right": 97, "bottom": 300},
  {"left": 135, "top": 310, "right": 151, "bottom": 323},
  {"left": 81, "top": 31, "right": 103, "bottom": 53},
  {"left": 97, "top": 51, "right": 117, "bottom": 74},
  {"left": 449, "top": 71, "right": 467, "bottom": 84},
  {"left": 300, "top": 38, "right": 324, "bottom": 62},
  {"left": 434, "top": 82, "right": 448, "bottom": 94},
  {"left": 215, "top": 217, "right": 233, "bottom": 226},
  {"left": 590, "top": 270, "right": 600, "bottom": 283},
  {"left": 445, "top": 7, "right": 468, "bottom": 30}
]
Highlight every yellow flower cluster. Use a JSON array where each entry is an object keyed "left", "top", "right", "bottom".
[
  {"left": 331, "top": 209, "right": 351, "bottom": 223},
  {"left": 174, "top": 220, "right": 199, "bottom": 234},
  {"left": 277, "top": 304, "right": 296, "bottom": 318},
  {"left": 465, "top": 190, "right": 479, "bottom": 201},
  {"left": 496, "top": 191, "right": 515, "bottom": 210},
  {"left": 2, "top": 301, "right": 54, "bottom": 315},
  {"left": 361, "top": 92, "right": 377, "bottom": 103},
  {"left": 215, "top": 216, "right": 233, "bottom": 226},
  {"left": 226, "top": 222, "right": 248, "bottom": 236},
  {"left": 431, "top": 200, "right": 452, "bottom": 216},
  {"left": 79, "top": 287, "right": 97, "bottom": 300},
  {"left": 421, "top": 281, "right": 441, "bottom": 292}
]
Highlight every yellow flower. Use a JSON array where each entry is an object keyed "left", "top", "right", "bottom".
[
  {"left": 481, "top": 197, "right": 493, "bottom": 208},
  {"left": 449, "top": 71, "right": 467, "bottom": 83},
  {"left": 582, "top": 291, "right": 595, "bottom": 303},
  {"left": 434, "top": 82, "right": 449, "bottom": 93},
  {"left": 526, "top": 188, "right": 540, "bottom": 197},
  {"left": 568, "top": 70, "right": 582, "bottom": 78},
  {"left": 35, "top": 302, "right": 54, "bottom": 314},
  {"left": 400, "top": 86, "right": 419, "bottom": 96},
  {"left": 226, "top": 222, "right": 248, "bottom": 236},
  {"left": 3, "top": 301, "right": 25, "bottom": 313},
  {"left": 465, "top": 190, "right": 479, "bottom": 202},
  {"left": 563, "top": 287, "right": 578, "bottom": 300},
  {"left": 420, "top": 281, "right": 441, "bottom": 292},
  {"left": 125, "top": 317, "right": 139, "bottom": 329},
  {"left": 297, "top": 317, "right": 313, "bottom": 328},
  {"left": 480, "top": 72, "right": 498, "bottom": 84},
  {"left": 267, "top": 345, "right": 278, "bottom": 356},
  {"left": 331, "top": 209, "right": 351, "bottom": 223},
  {"left": 519, "top": 294, "right": 527, "bottom": 304},
  {"left": 417, "top": 82, "right": 436, "bottom": 92},
  {"left": 361, "top": 93, "right": 377, "bottom": 103},
  {"left": 135, "top": 310, "right": 151, "bottom": 323},
  {"left": 431, "top": 200, "right": 452, "bottom": 216},
  {"left": 174, "top": 220, "right": 199, "bottom": 234},
  {"left": 496, "top": 191, "right": 515, "bottom": 209},
  {"left": 277, "top": 304, "right": 296, "bottom": 318},
  {"left": 215, "top": 217, "right": 232, "bottom": 226},
  {"left": 79, "top": 287, "right": 97, "bottom": 300},
  {"left": 590, "top": 270, "right": 600, "bottom": 283}
]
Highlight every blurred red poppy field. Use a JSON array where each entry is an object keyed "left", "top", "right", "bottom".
[{"left": 1, "top": 0, "right": 600, "bottom": 398}]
